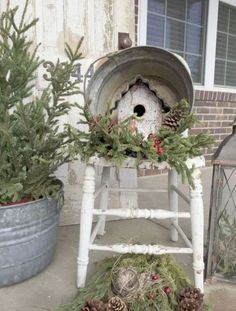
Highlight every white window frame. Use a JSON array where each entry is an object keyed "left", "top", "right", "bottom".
[{"left": 138, "top": 0, "right": 236, "bottom": 92}]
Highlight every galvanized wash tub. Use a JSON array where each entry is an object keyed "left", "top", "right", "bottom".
[{"left": 0, "top": 185, "right": 63, "bottom": 286}]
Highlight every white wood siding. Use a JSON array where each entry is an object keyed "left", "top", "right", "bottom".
[{"left": 2, "top": 0, "right": 136, "bottom": 225}]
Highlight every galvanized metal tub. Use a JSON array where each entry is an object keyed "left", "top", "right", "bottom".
[
  {"left": 0, "top": 185, "right": 63, "bottom": 286},
  {"left": 86, "top": 46, "right": 194, "bottom": 115}
]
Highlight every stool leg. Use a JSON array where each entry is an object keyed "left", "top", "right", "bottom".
[
  {"left": 97, "top": 167, "right": 110, "bottom": 236},
  {"left": 77, "top": 164, "right": 95, "bottom": 288},
  {"left": 168, "top": 169, "right": 179, "bottom": 242},
  {"left": 190, "top": 167, "right": 204, "bottom": 293}
]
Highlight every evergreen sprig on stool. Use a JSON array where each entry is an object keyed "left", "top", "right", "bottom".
[{"left": 69, "top": 99, "right": 213, "bottom": 187}]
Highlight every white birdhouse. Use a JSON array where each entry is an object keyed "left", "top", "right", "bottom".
[{"left": 117, "top": 77, "right": 163, "bottom": 138}]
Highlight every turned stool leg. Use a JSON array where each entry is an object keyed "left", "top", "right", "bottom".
[
  {"left": 168, "top": 169, "right": 179, "bottom": 242},
  {"left": 77, "top": 164, "right": 95, "bottom": 288},
  {"left": 190, "top": 167, "right": 204, "bottom": 293},
  {"left": 97, "top": 167, "right": 110, "bottom": 236}
]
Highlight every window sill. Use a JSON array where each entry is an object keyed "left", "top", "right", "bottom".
[{"left": 194, "top": 85, "right": 236, "bottom": 93}]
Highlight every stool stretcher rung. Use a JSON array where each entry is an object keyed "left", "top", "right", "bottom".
[
  {"left": 171, "top": 221, "right": 192, "bottom": 248},
  {"left": 93, "top": 208, "right": 190, "bottom": 219},
  {"left": 171, "top": 185, "right": 190, "bottom": 204},
  {"left": 90, "top": 243, "right": 193, "bottom": 255},
  {"left": 108, "top": 187, "right": 168, "bottom": 193},
  {"left": 90, "top": 218, "right": 104, "bottom": 244},
  {"left": 94, "top": 184, "right": 107, "bottom": 199}
]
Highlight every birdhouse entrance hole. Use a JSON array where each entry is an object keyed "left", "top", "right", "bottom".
[
  {"left": 116, "top": 76, "right": 165, "bottom": 137},
  {"left": 133, "top": 104, "right": 146, "bottom": 117}
]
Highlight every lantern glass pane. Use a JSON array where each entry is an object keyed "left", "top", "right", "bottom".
[{"left": 213, "top": 167, "right": 236, "bottom": 281}]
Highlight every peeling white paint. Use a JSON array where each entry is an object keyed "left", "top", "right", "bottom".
[{"left": 2, "top": 0, "right": 136, "bottom": 226}]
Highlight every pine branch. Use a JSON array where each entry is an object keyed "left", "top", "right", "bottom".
[
  {"left": 0, "top": 4, "right": 83, "bottom": 203},
  {"left": 69, "top": 100, "right": 214, "bottom": 186}
]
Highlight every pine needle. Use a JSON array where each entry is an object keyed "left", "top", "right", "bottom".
[{"left": 53, "top": 254, "right": 211, "bottom": 311}]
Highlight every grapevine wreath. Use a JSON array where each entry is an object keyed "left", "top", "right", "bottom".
[{"left": 54, "top": 254, "right": 211, "bottom": 311}]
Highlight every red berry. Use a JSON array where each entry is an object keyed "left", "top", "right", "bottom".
[
  {"left": 151, "top": 274, "right": 160, "bottom": 281},
  {"left": 157, "top": 146, "right": 164, "bottom": 155},
  {"left": 151, "top": 137, "right": 164, "bottom": 155},
  {"left": 95, "top": 115, "right": 102, "bottom": 123},
  {"left": 147, "top": 293, "right": 157, "bottom": 300},
  {"left": 164, "top": 287, "right": 172, "bottom": 295},
  {"left": 129, "top": 120, "right": 136, "bottom": 134}
]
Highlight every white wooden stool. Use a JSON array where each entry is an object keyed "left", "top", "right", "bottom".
[{"left": 77, "top": 155, "right": 205, "bottom": 292}]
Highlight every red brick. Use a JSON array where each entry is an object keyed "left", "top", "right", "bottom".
[
  {"left": 221, "top": 121, "right": 231, "bottom": 127},
  {"left": 197, "top": 107, "right": 210, "bottom": 113},
  {"left": 223, "top": 108, "right": 234, "bottom": 114},
  {"left": 214, "top": 127, "right": 229, "bottom": 133},
  {"left": 231, "top": 94, "right": 236, "bottom": 101},
  {"left": 227, "top": 115, "right": 236, "bottom": 121},
  {"left": 219, "top": 134, "right": 229, "bottom": 140},
  {"left": 203, "top": 115, "right": 216, "bottom": 120},
  {"left": 195, "top": 101, "right": 217, "bottom": 107},
  {"left": 228, "top": 102, "right": 236, "bottom": 107},
  {"left": 210, "top": 107, "right": 222, "bottom": 113},
  {"left": 194, "top": 90, "right": 201, "bottom": 100},
  {"left": 207, "top": 121, "right": 221, "bottom": 127},
  {"left": 200, "top": 91, "right": 205, "bottom": 100},
  {"left": 217, "top": 101, "right": 228, "bottom": 107},
  {"left": 216, "top": 115, "right": 227, "bottom": 120}
]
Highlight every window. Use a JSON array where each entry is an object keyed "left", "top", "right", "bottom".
[
  {"left": 140, "top": 0, "right": 236, "bottom": 89},
  {"left": 215, "top": 2, "right": 236, "bottom": 87},
  {"left": 146, "top": 0, "right": 207, "bottom": 83}
]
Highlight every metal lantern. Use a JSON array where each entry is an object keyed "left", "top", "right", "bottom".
[
  {"left": 86, "top": 46, "right": 194, "bottom": 138},
  {"left": 207, "top": 120, "right": 236, "bottom": 282}
]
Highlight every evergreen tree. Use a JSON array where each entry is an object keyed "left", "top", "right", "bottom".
[{"left": 0, "top": 1, "right": 82, "bottom": 203}]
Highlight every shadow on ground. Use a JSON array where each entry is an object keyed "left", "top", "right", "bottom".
[{"left": 0, "top": 167, "right": 236, "bottom": 311}]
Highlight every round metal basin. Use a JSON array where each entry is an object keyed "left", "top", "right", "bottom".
[
  {"left": 86, "top": 46, "right": 194, "bottom": 115},
  {"left": 0, "top": 187, "right": 63, "bottom": 286}
]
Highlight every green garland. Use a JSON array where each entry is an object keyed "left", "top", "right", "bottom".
[
  {"left": 68, "top": 100, "right": 213, "bottom": 187},
  {"left": 53, "top": 254, "right": 212, "bottom": 311}
]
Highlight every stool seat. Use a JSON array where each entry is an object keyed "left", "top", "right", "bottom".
[
  {"left": 77, "top": 156, "right": 205, "bottom": 293},
  {"left": 87, "top": 154, "right": 205, "bottom": 170}
]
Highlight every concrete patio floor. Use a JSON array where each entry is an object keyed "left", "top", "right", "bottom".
[{"left": 0, "top": 167, "right": 236, "bottom": 311}]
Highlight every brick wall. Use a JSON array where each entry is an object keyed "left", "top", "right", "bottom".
[
  {"left": 138, "top": 90, "right": 236, "bottom": 177},
  {"left": 191, "top": 90, "right": 236, "bottom": 166}
]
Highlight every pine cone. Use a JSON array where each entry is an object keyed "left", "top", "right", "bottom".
[
  {"left": 81, "top": 299, "right": 107, "bottom": 311},
  {"left": 162, "top": 100, "right": 189, "bottom": 131},
  {"left": 107, "top": 297, "right": 128, "bottom": 311},
  {"left": 178, "top": 287, "right": 204, "bottom": 311},
  {"left": 162, "top": 110, "right": 188, "bottom": 131}
]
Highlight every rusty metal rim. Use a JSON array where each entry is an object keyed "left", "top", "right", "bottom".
[
  {"left": 0, "top": 179, "right": 63, "bottom": 210},
  {"left": 86, "top": 46, "right": 194, "bottom": 110},
  {"left": 213, "top": 160, "right": 236, "bottom": 166}
]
